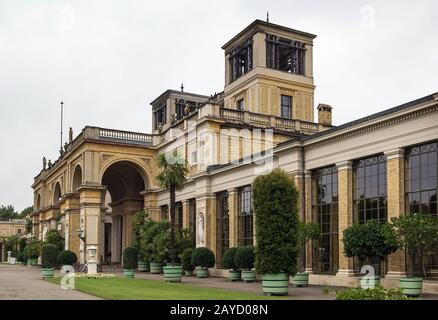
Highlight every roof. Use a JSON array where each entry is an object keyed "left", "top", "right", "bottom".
[
  {"left": 302, "top": 92, "right": 438, "bottom": 142},
  {"left": 222, "top": 19, "right": 317, "bottom": 51},
  {"left": 149, "top": 89, "right": 210, "bottom": 106}
]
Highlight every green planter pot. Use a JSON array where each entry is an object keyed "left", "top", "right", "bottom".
[
  {"left": 228, "top": 270, "right": 242, "bottom": 281},
  {"left": 123, "top": 269, "right": 135, "bottom": 278},
  {"left": 185, "top": 270, "right": 193, "bottom": 276},
  {"left": 242, "top": 270, "right": 256, "bottom": 282},
  {"left": 138, "top": 261, "right": 150, "bottom": 272},
  {"left": 163, "top": 265, "right": 183, "bottom": 282},
  {"left": 42, "top": 268, "right": 55, "bottom": 279},
  {"left": 400, "top": 278, "right": 423, "bottom": 297},
  {"left": 150, "top": 262, "right": 163, "bottom": 274},
  {"left": 262, "top": 273, "right": 289, "bottom": 296},
  {"left": 196, "top": 267, "right": 209, "bottom": 278},
  {"left": 292, "top": 272, "right": 309, "bottom": 287},
  {"left": 360, "top": 275, "right": 380, "bottom": 289}
]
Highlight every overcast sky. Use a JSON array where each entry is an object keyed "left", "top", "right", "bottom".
[{"left": 0, "top": 0, "right": 437, "bottom": 211}]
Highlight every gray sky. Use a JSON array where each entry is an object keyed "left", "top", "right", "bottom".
[{"left": 1, "top": 0, "right": 437, "bottom": 211}]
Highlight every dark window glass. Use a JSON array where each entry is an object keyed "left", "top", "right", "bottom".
[
  {"left": 312, "top": 166, "right": 339, "bottom": 274},
  {"left": 160, "top": 205, "right": 168, "bottom": 221},
  {"left": 281, "top": 95, "right": 292, "bottom": 119},
  {"left": 237, "top": 99, "right": 244, "bottom": 111},
  {"left": 154, "top": 104, "right": 167, "bottom": 130},
  {"left": 229, "top": 39, "right": 253, "bottom": 82},
  {"left": 266, "top": 34, "right": 305, "bottom": 75},
  {"left": 238, "top": 185, "right": 253, "bottom": 246},
  {"left": 188, "top": 199, "right": 196, "bottom": 246},
  {"left": 353, "top": 155, "right": 388, "bottom": 224},
  {"left": 216, "top": 191, "right": 229, "bottom": 267}
]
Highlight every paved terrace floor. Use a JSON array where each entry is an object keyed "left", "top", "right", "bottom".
[{"left": 1, "top": 263, "right": 438, "bottom": 300}]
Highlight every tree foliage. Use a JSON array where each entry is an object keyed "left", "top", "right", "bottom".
[
  {"left": 45, "top": 229, "right": 64, "bottom": 251},
  {"left": 253, "top": 169, "right": 299, "bottom": 275},
  {"left": 221, "top": 247, "right": 238, "bottom": 270},
  {"left": 41, "top": 244, "right": 59, "bottom": 268},
  {"left": 234, "top": 246, "right": 255, "bottom": 270},
  {"left": 122, "top": 246, "right": 138, "bottom": 270},
  {"left": 191, "top": 247, "right": 215, "bottom": 268}
]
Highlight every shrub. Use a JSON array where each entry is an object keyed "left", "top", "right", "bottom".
[
  {"left": 182, "top": 248, "right": 195, "bottom": 272},
  {"left": 343, "top": 220, "right": 398, "bottom": 265},
  {"left": 41, "top": 244, "right": 59, "bottom": 269},
  {"left": 24, "top": 240, "right": 43, "bottom": 259},
  {"left": 297, "top": 222, "right": 320, "bottom": 272},
  {"left": 139, "top": 220, "right": 170, "bottom": 263},
  {"left": 45, "top": 229, "right": 64, "bottom": 252},
  {"left": 57, "top": 250, "right": 78, "bottom": 266},
  {"left": 123, "top": 247, "right": 138, "bottom": 270},
  {"left": 234, "top": 246, "right": 255, "bottom": 270},
  {"left": 222, "top": 247, "right": 238, "bottom": 270},
  {"left": 254, "top": 169, "right": 299, "bottom": 275},
  {"left": 17, "top": 252, "right": 27, "bottom": 264},
  {"left": 191, "top": 247, "right": 215, "bottom": 268},
  {"left": 176, "top": 229, "right": 194, "bottom": 264},
  {"left": 335, "top": 286, "right": 410, "bottom": 300}
]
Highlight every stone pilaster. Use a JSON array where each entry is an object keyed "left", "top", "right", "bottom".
[
  {"left": 228, "top": 188, "right": 239, "bottom": 248},
  {"left": 142, "top": 191, "right": 159, "bottom": 221},
  {"left": 182, "top": 200, "right": 190, "bottom": 230},
  {"left": 304, "top": 170, "right": 314, "bottom": 274},
  {"left": 336, "top": 161, "right": 356, "bottom": 277},
  {"left": 385, "top": 148, "right": 407, "bottom": 278}
]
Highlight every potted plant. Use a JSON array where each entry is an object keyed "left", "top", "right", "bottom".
[
  {"left": 122, "top": 246, "right": 138, "bottom": 278},
  {"left": 133, "top": 210, "right": 150, "bottom": 272},
  {"left": 293, "top": 221, "right": 320, "bottom": 287},
  {"left": 254, "top": 169, "right": 299, "bottom": 296},
  {"left": 182, "top": 248, "right": 195, "bottom": 276},
  {"left": 57, "top": 250, "right": 78, "bottom": 269},
  {"left": 235, "top": 246, "right": 256, "bottom": 282},
  {"left": 156, "top": 151, "right": 188, "bottom": 281},
  {"left": 41, "top": 244, "right": 59, "bottom": 279},
  {"left": 343, "top": 220, "right": 398, "bottom": 289},
  {"left": 137, "top": 251, "right": 150, "bottom": 272},
  {"left": 17, "top": 252, "right": 27, "bottom": 265},
  {"left": 392, "top": 213, "right": 438, "bottom": 297},
  {"left": 191, "top": 247, "right": 215, "bottom": 278},
  {"left": 222, "top": 247, "right": 241, "bottom": 281},
  {"left": 24, "top": 240, "right": 42, "bottom": 266},
  {"left": 140, "top": 220, "right": 170, "bottom": 274},
  {"left": 162, "top": 229, "right": 193, "bottom": 282}
]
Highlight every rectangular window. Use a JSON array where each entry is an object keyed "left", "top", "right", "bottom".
[
  {"left": 238, "top": 185, "right": 253, "bottom": 246},
  {"left": 237, "top": 99, "right": 244, "bottom": 111},
  {"left": 281, "top": 95, "right": 292, "bottom": 119},
  {"left": 229, "top": 39, "right": 253, "bottom": 82},
  {"left": 175, "top": 99, "right": 185, "bottom": 120},
  {"left": 312, "top": 166, "right": 339, "bottom": 275},
  {"left": 216, "top": 191, "right": 229, "bottom": 267},
  {"left": 266, "top": 35, "right": 305, "bottom": 75}
]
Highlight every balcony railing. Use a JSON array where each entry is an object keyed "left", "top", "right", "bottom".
[
  {"left": 98, "top": 128, "right": 153, "bottom": 145},
  {"left": 220, "top": 108, "right": 244, "bottom": 122}
]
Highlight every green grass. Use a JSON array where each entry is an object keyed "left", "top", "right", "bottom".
[{"left": 47, "top": 277, "right": 279, "bottom": 300}]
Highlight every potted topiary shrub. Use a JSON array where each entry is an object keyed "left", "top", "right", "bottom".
[
  {"left": 41, "top": 244, "right": 59, "bottom": 279},
  {"left": 222, "top": 247, "right": 241, "bottom": 281},
  {"left": 343, "top": 220, "right": 398, "bottom": 289},
  {"left": 182, "top": 248, "right": 195, "bottom": 276},
  {"left": 122, "top": 246, "right": 138, "bottom": 278},
  {"left": 235, "top": 246, "right": 256, "bottom": 282},
  {"left": 293, "top": 221, "right": 320, "bottom": 287},
  {"left": 254, "top": 169, "right": 299, "bottom": 296},
  {"left": 392, "top": 213, "right": 438, "bottom": 297},
  {"left": 191, "top": 247, "right": 215, "bottom": 278},
  {"left": 57, "top": 250, "right": 78, "bottom": 269}
]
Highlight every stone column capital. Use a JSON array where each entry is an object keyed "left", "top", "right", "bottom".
[
  {"left": 336, "top": 160, "right": 353, "bottom": 171},
  {"left": 384, "top": 148, "right": 405, "bottom": 160}
]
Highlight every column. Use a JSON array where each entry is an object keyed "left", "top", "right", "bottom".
[
  {"left": 142, "top": 191, "right": 159, "bottom": 221},
  {"left": 182, "top": 200, "right": 190, "bottom": 230},
  {"left": 111, "top": 215, "right": 122, "bottom": 263},
  {"left": 385, "top": 148, "right": 407, "bottom": 278},
  {"left": 228, "top": 188, "right": 239, "bottom": 248},
  {"left": 78, "top": 185, "right": 105, "bottom": 264},
  {"left": 304, "top": 170, "right": 313, "bottom": 274},
  {"left": 336, "top": 161, "right": 356, "bottom": 277}
]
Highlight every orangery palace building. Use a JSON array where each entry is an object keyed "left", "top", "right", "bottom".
[{"left": 31, "top": 20, "right": 438, "bottom": 286}]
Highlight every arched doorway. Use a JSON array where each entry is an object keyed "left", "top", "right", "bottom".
[
  {"left": 101, "top": 161, "right": 147, "bottom": 263},
  {"left": 72, "top": 165, "right": 82, "bottom": 192},
  {"left": 53, "top": 182, "right": 62, "bottom": 205}
]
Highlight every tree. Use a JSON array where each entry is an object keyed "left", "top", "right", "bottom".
[
  {"left": 19, "top": 206, "right": 33, "bottom": 218},
  {"left": 343, "top": 220, "right": 398, "bottom": 267},
  {"left": 45, "top": 229, "right": 64, "bottom": 251},
  {"left": 156, "top": 151, "right": 189, "bottom": 264},
  {"left": 391, "top": 213, "right": 438, "bottom": 277},
  {"left": 0, "top": 205, "right": 18, "bottom": 219},
  {"left": 253, "top": 169, "right": 300, "bottom": 275}
]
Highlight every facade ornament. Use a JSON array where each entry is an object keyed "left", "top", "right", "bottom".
[
  {"left": 64, "top": 142, "right": 69, "bottom": 153},
  {"left": 59, "top": 147, "right": 64, "bottom": 156},
  {"left": 158, "top": 123, "right": 163, "bottom": 133},
  {"left": 170, "top": 113, "right": 177, "bottom": 124},
  {"left": 184, "top": 103, "right": 190, "bottom": 116},
  {"left": 48, "top": 159, "right": 52, "bottom": 168},
  {"left": 43, "top": 157, "right": 47, "bottom": 170},
  {"left": 69, "top": 127, "right": 73, "bottom": 143},
  {"left": 196, "top": 211, "right": 205, "bottom": 247}
]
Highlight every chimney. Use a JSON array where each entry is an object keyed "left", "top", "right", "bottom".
[{"left": 317, "top": 104, "right": 332, "bottom": 126}]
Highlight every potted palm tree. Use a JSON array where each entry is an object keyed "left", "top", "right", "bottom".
[
  {"left": 293, "top": 221, "right": 320, "bottom": 287},
  {"left": 343, "top": 220, "right": 398, "bottom": 289},
  {"left": 122, "top": 246, "right": 138, "bottom": 278},
  {"left": 191, "top": 247, "right": 215, "bottom": 278},
  {"left": 391, "top": 213, "right": 438, "bottom": 297},
  {"left": 254, "top": 169, "right": 299, "bottom": 296},
  {"left": 222, "top": 247, "right": 241, "bottom": 281},
  {"left": 156, "top": 151, "right": 189, "bottom": 283},
  {"left": 41, "top": 244, "right": 59, "bottom": 279},
  {"left": 235, "top": 246, "right": 256, "bottom": 282}
]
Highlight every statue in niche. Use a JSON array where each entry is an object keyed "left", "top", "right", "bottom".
[{"left": 196, "top": 211, "right": 205, "bottom": 247}]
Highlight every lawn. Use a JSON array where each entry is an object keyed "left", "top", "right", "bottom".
[{"left": 47, "top": 276, "right": 279, "bottom": 300}]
